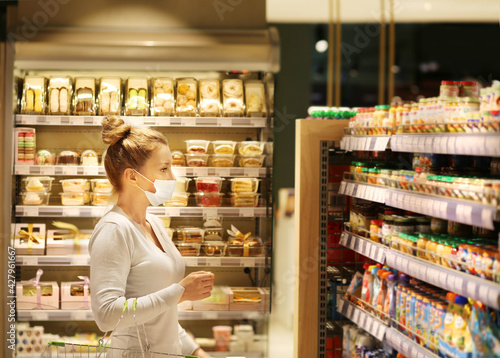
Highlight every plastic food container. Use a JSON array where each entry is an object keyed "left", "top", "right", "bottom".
[
  {"left": 226, "top": 237, "right": 263, "bottom": 257},
  {"left": 199, "top": 79, "right": 221, "bottom": 117},
  {"left": 186, "top": 154, "right": 208, "bottom": 167},
  {"left": 176, "top": 78, "right": 198, "bottom": 117},
  {"left": 61, "top": 179, "right": 89, "bottom": 193},
  {"left": 172, "top": 151, "right": 186, "bottom": 167},
  {"left": 81, "top": 150, "right": 99, "bottom": 166},
  {"left": 91, "top": 192, "right": 112, "bottom": 206},
  {"left": 174, "top": 177, "right": 191, "bottom": 193},
  {"left": 202, "top": 242, "right": 227, "bottom": 257},
  {"left": 211, "top": 155, "right": 236, "bottom": 167},
  {"left": 238, "top": 155, "right": 265, "bottom": 168},
  {"left": 229, "top": 193, "right": 260, "bottom": 207},
  {"left": 185, "top": 140, "right": 210, "bottom": 154},
  {"left": 163, "top": 193, "right": 189, "bottom": 207},
  {"left": 21, "top": 191, "right": 50, "bottom": 205},
  {"left": 229, "top": 178, "right": 259, "bottom": 193},
  {"left": 222, "top": 79, "right": 244, "bottom": 117},
  {"left": 60, "top": 192, "right": 87, "bottom": 206},
  {"left": 181, "top": 228, "right": 205, "bottom": 243},
  {"left": 204, "top": 227, "right": 224, "bottom": 241},
  {"left": 194, "top": 192, "right": 223, "bottom": 207},
  {"left": 125, "top": 77, "right": 149, "bottom": 116},
  {"left": 212, "top": 141, "right": 237, "bottom": 155},
  {"left": 22, "top": 177, "right": 55, "bottom": 192},
  {"left": 238, "top": 141, "right": 265, "bottom": 156},
  {"left": 90, "top": 179, "right": 113, "bottom": 193},
  {"left": 195, "top": 177, "right": 224, "bottom": 193},
  {"left": 151, "top": 77, "right": 175, "bottom": 116},
  {"left": 35, "top": 150, "right": 56, "bottom": 165},
  {"left": 57, "top": 151, "right": 80, "bottom": 165},
  {"left": 175, "top": 243, "right": 201, "bottom": 256}
]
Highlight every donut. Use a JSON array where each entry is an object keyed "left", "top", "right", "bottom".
[
  {"left": 223, "top": 80, "right": 243, "bottom": 98},
  {"left": 201, "top": 82, "right": 218, "bottom": 99},
  {"left": 178, "top": 84, "right": 189, "bottom": 95}
]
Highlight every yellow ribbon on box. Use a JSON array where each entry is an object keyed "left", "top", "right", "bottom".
[
  {"left": 51, "top": 221, "right": 91, "bottom": 255},
  {"left": 15, "top": 223, "right": 41, "bottom": 255},
  {"left": 228, "top": 225, "right": 252, "bottom": 257}
]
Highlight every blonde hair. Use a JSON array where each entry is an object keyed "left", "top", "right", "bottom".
[{"left": 101, "top": 116, "right": 168, "bottom": 193}]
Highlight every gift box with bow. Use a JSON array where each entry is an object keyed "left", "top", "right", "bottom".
[
  {"left": 16, "top": 269, "right": 59, "bottom": 310},
  {"left": 61, "top": 276, "right": 91, "bottom": 310},
  {"left": 46, "top": 221, "right": 91, "bottom": 256},
  {"left": 14, "top": 223, "right": 46, "bottom": 255},
  {"left": 226, "top": 225, "right": 263, "bottom": 257}
]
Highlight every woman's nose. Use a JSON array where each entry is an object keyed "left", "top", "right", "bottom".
[{"left": 167, "top": 168, "right": 176, "bottom": 181}]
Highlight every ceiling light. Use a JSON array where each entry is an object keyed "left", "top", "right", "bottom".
[{"left": 315, "top": 40, "right": 329, "bottom": 53}]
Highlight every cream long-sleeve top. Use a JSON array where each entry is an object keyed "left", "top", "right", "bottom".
[{"left": 89, "top": 205, "right": 199, "bottom": 355}]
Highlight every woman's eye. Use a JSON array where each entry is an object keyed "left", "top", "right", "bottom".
[{"left": 161, "top": 167, "right": 169, "bottom": 172}]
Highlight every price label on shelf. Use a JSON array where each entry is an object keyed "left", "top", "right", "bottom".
[
  {"left": 183, "top": 257, "right": 198, "bottom": 266},
  {"left": 357, "top": 185, "right": 366, "bottom": 199},
  {"left": 339, "top": 181, "right": 347, "bottom": 194},
  {"left": 22, "top": 256, "right": 38, "bottom": 265},
  {"left": 202, "top": 311, "right": 219, "bottom": 320},
  {"left": 83, "top": 167, "right": 99, "bottom": 175},
  {"left": 72, "top": 117, "right": 84, "bottom": 125},
  {"left": 240, "top": 258, "right": 256, "bottom": 267},
  {"left": 424, "top": 136, "right": 434, "bottom": 149},
  {"left": 447, "top": 136, "right": 457, "bottom": 152},
  {"left": 23, "top": 207, "right": 39, "bottom": 216},
  {"left": 466, "top": 281, "right": 477, "bottom": 298},
  {"left": 207, "top": 258, "right": 222, "bottom": 267},
  {"left": 218, "top": 168, "right": 231, "bottom": 177},
  {"left": 352, "top": 308, "right": 360, "bottom": 323},
  {"left": 455, "top": 204, "right": 472, "bottom": 225},
  {"left": 167, "top": 208, "right": 181, "bottom": 217},
  {"left": 204, "top": 208, "right": 218, "bottom": 217},
  {"left": 46, "top": 116, "right": 61, "bottom": 125},
  {"left": 346, "top": 183, "right": 355, "bottom": 196},
  {"left": 370, "top": 245, "right": 377, "bottom": 261},
  {"left": 16, "top": 165, "right": 31, "bottom": 175},
  {"left": 218, "top": 118, "right": 232, "bottom": 127},
  {"left": 71, "top": 311, "right": 90, "bottom": 321},
  {"left": 239, "top": 208, "right": 255, "bottom": 217},
  {"left": 183, "top": 118, "right": 196, "bottom": 127},
  {"left": 438, "top": 136, "right": 448, "bottom": 153},
  {"left": 485, "top": 136, "right": 500, "bottom": 156},
  {"left": 62, "top": 166, "right": 78, "bottom": 175},
  {"left": 196, "top": 167, "right": 209, "bottom": 176},
  {"left": 376, "top": 248, "right": 385, "bottom": 264},
  {"left": 339, "top": 232, "right": 349, "bottom": 246},
  {"left": 63, "top": 207, "right": 80, "bottom": 217},
  {"left": 31, "top": 312, "right": 49, "bottom": 321},
  {"left": 481, "top": 208, "right": 495, "bottom": 230},
  {"left": 346, "top": 304, "right": 353, "bottom": 319},
  {"left": 40, "top": 166, "right": 55, "bottom": 175}
]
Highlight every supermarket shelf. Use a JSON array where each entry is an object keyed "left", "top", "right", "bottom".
[
  {"left": 339, "top": 231, "right": 387, "bottom": 264},
  {"left": 14, "top": 165, "right": 268, "bottom": 178},
  {"left": 16, "top": 255, "right": 267, "bottom": 268},
  {"left": 386, "top": 250, "right": 500, "bottom": 310},
  {"left": 210, "top": 353, "right": 263, "bottom": 358},
  {"left": 340, "top": 135, "right": 391, "bottom": 152},
  {"left": 385, "top": 329, "right": 439, "bottom": 358},
  {"left": 338, "top": 180, "right": 497, "bottom": 230},
  {"left": 391, "top": 133, "right": 500, "bottom": 157},
  {"left": 15, "top": 206, "right": 269, "bottom": 218},
  {"left": 336, "top": 298, "right": 387, "bottom": 341},
  {"left": 15, "top": 115, "right": 267, "bottom": 128},
  {"left": 18, "top": 310, "right": 268, "bottom": 321}
]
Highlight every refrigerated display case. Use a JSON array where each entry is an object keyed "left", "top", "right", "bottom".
[{"left": 1, "top": 3, "right": 279, "bottom": 358}]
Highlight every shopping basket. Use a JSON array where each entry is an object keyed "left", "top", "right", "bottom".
[{"left": 40, "top": 300, "right": 199, "bottom": 358}]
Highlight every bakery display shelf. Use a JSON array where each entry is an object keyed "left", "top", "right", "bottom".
[
  {"left": 18, "top": 310, "right": 268, "bottom": 322},
  {"left": 339, "top": 231, "right": 387, "bottom": 264},
  {"left": 385, "top": 250, "right": 500, "bottom": 310},
  {"left": 391, "top": 133, "right": 500, "bottom": 157},
  {"left": 16, "top": 255, "right": 267, "bottom": 268},
  {"left": 385, "top": 328, "right": 439, "bottom": 358},
  {"left": 340, "top": 135, "right": 391, "bottom": 152},
  {"left": 338, "top": 180, "right": 497, "bottom": 230},
  {"left": 336, "top": 298, "right": 388, "bottom": 341},
  {"left": 15, "top": 115, "right": 268, "bottom": 128},
  {"left": 16, "top": 206, "right": 269, "bottom": 218},
  {"left": 210, "top": 353, "right": 263, "bottom": 358},
  {"left": 15, "top": 165, "right": 268, "bottom": 178}
]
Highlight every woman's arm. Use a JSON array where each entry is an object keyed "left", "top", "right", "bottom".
[{"left": 90, "top": 223, "right": 185, "bottom": 331}]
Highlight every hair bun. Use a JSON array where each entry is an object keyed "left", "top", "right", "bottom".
[{"left": 101, "top": 116, "right": 132, "bottom": 146}]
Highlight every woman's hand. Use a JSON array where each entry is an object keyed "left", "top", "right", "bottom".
[
  {"left": 178, "top": 271, "right": 214, "bottom": 302},
  {"left": 192, "top": 347, "right": 212, "bottom": 358}
]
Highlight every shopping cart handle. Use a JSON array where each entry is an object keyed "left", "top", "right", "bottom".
[{"left": 48, "top": 341, "right": 66, "bottom": 347}]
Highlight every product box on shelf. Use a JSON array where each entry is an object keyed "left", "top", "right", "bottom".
[
  {"left": 60, "top": 277, "right": 91, "bottom": 310},
  {"left": 227, "top": 287, "right": 268, "bottom": 311},
  {"left": 46, "top": 227, "right": 91, "bottom": 256},
  {"left": 21, "top": 76, "right": 47, "bottom": 115},
  {"left": 16, "top": 269, "right": 59, "bottom": 310},
  {"left": 48, "top": 76, "right": 72, "bottom": 115},
  {"left": 125, "top": 77, "right": 149, "bottom": 116},
  {"left": 245, "top": 80, "right": 267, "bottom": 117},
  {"left": 192, "top": 285, "right": 230, "bottom": 311},
  {"left": 98, "top": 77, "right": 121, "bottom": 116},
  {"left": 73, "top": 77, "right": 96, "bottom": 115},
  {"left": 151, "top": 77, "right": 175, "bottom": 116},
  {"left": 199, "top": 79, "right": 221, "bottom": 117},
  {"left": 14, "top": 127, "right": 36, "bottom": 165},
  {"left": 13, "top": 223, "right": 46, "bottom": 255}
]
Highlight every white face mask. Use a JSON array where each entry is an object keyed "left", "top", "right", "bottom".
[{"left": 133, "top": 170, "right": 176, "bottom": 206}]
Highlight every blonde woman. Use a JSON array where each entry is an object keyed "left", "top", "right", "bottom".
[{"left": 90, "top": 116, "right": 213, "bottom": 357}]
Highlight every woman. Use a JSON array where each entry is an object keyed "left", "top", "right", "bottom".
[{"left": 89, "top": 116, "right": 213, "bottom": 357}]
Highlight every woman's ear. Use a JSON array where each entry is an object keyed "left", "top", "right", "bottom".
[{"left": 123, "top": 168, "right": 138, "bottom": 187}]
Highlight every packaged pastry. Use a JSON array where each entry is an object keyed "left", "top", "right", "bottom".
[
  {"left": 238, "top": 155, "right": 265, "bottom": 168},
  {"left": 194, "top": 192, "right": 223, "bottom": 207},
  {"left": 91, "top": 192, "right": 111, "bottom": 206},
  {"left": 151, "top": 77, "right": 175, "bottom": 116},
  {"left": 21, "top": 191, "right": 50, "bottom": 205},
  {"left": 238, "top": 141, "right": 265, "bottom": 155},
  {"left": 211, "top": 155, "right": 236, "bottom": 167},
  {"left": 56, "top": 151, "right": 80, "bottom": 165},
  {"left": 98, "top": 77, "right": 121, "bottom": 115},
  {"left": 22, "top": 177, "right": 54, "bottom": 192},
  {"left": 204, "top": 217, "right": 223, "bottom": 241},
  {"left": 73, "top": 77, "right": 96, "bottom": 115},
  {"left": 199, "top": 79, "right": 221, "bottom": 117},
  {"left": 35, "top": 150, "right": 56, "bottom": 165},
  {"left": 60, "top": 179, "right": 89, "bottom": 193},
  {"left": 125, "top": 77, "right": 149, "bottom": 116},
  {"left": 15, "top": 128, "right": 36, "bottom": 164},
  {"left": 222, "top": 79, "right": 244, "bottom": 117},
  {"left": 181, "top": 228, "right": 205, "bottom": 243},
  {"left": 195, "top": 177, "right": 224, "bottom": 193},
  {"left": 186, "top": 154, "right": 208, "bottom": 167},
  {"left": 227, "top": 236, "right": 263, "bottom": 257},
  {"left": 176, "top": 78, "right": 198, "bottom": 117},
  {"left": 212, "top": 141, "right": 237, "bottom": 155},
  {"left": 175, "top": 243, "right": 201, "bottom": 256},
  {"left": 171, "top": 151, "right": 186, "bottom": 167},
  {"left": 229, "top": 192, "right": 260, "bottom": 207},
  {"left": 163, "top": 192, "right": 189, "bottom": 207},
  {"left": 186, "top": 140, "right": 210, "bottom": 154},
  {"left": 21, "top": 76, "right": 47, "bottom": 114},
  {"left": 60, "top": 192, "right": 87, "bottom": 206},
  {"left": 229, "top": 178, "right": 259, "bottom": 193},
  {"left": 81, "top": 150, "right": 99, "bottom": 166},
  {"left": 245, "top": 80, "right": 267, "bottom": 117},
  {"left": 90, "top": 179, "right": 113, "bottom": 193},
  {"left": 202, "top": 242, "right": 227, "bottom": 256},
  {"left": 48, "top": 77, "right": 72, "bottom": 115}
]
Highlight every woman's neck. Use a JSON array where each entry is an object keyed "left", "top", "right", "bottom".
[{"left": 116, "top": 190, "right": 149, "bottom": 226}]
